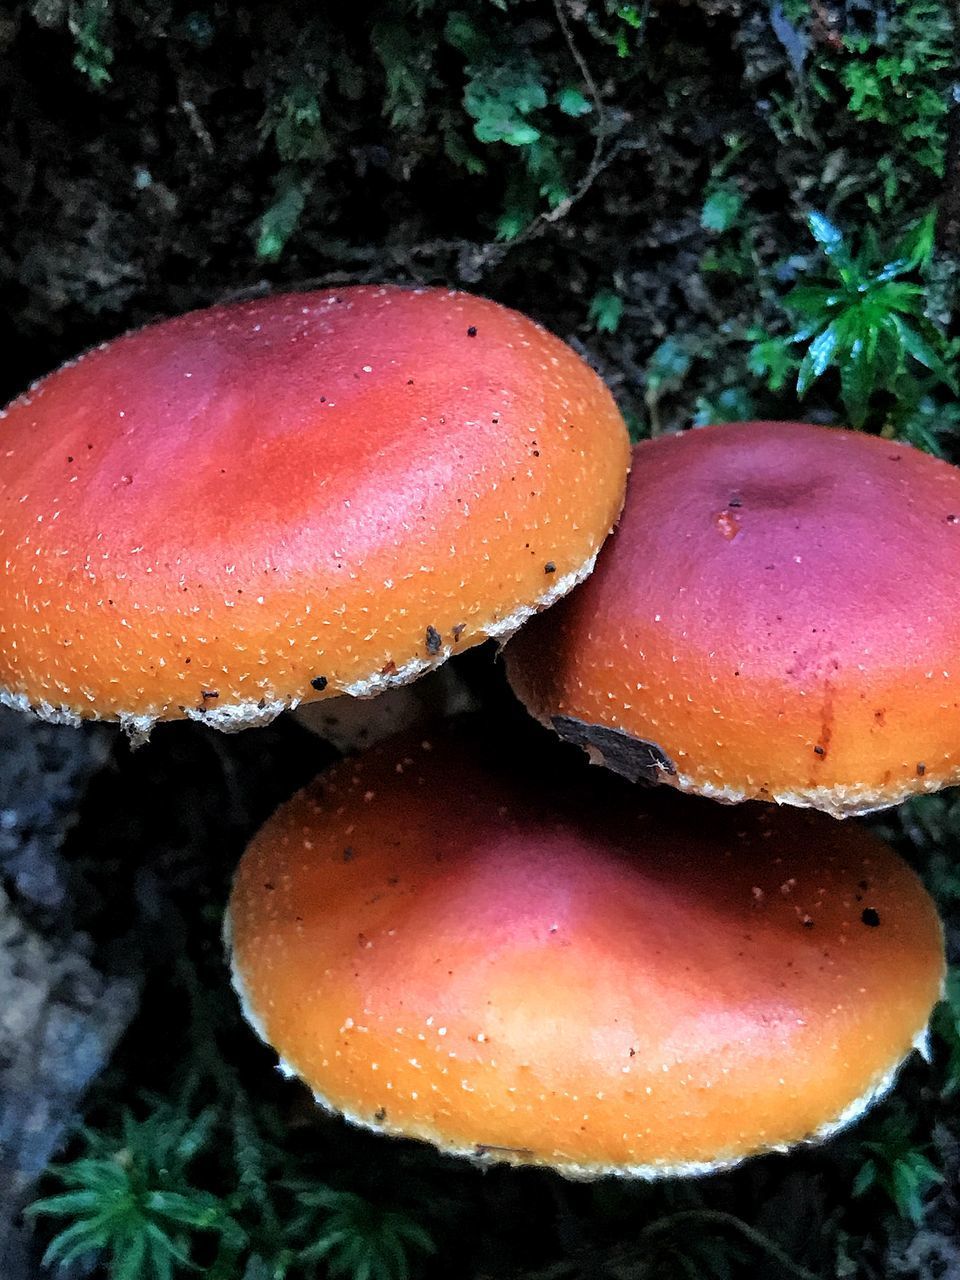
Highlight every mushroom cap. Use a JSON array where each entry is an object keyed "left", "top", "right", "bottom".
[
  {"left": 0, "top": 287, "right": 628, "bottom": 737},
  {"left": 226, "top": 727, "right": 944, "bottom": 1177},
  {"left": 506, "top": 421, "right": 960, "bottom": 816}
]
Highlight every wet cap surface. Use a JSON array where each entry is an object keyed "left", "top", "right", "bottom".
[
  {"left": 0, "top": 287, "right": 629, "bottom": 736},
  {"left": 506, "top": 421, "right": 960, "bottom": 815},
  {"left": 227, "top": 725, "right": 945, "bottom": 1176}
]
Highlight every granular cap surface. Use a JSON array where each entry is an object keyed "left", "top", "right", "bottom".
[
  {"left": 0, "top": 287, "right": 629, "bottom": 736},
  {"left": 228, "top": 728, "right": 944, "bottom": 1176}
]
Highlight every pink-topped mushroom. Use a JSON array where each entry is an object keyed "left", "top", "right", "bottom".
[
  {"left": 0, "top": 287, "right": 629, "bottom": 740},
  {"left": 226, "top": 727, "right": 945, "bottom": 1176},
  {"left": 506, "top": 421, "right": 960, "bottom": 816}
]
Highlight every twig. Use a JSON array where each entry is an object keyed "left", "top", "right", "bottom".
[
  {"left": 214, "top": 2, "right": 654, "bottom": 305},
  {"left": 636, "top": 1209, "right": 827, "bottom": 1280},
  {"left": 180, "top": 97, "right": 214, "bottom": 155},
  {"left": 542, "top": 0, "right": 609, "bottom": 224},
  {"left": 492, "top": 0, "right": 642, "bottom": 251}
]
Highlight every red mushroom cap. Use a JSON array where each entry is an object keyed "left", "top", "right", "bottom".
[
  {"left": 0, "top": 287, "right": 629, "bottom": 738},
  {"left": 226, "top": 728, "right": 944, "bottom": 1176},
  {"left": 506, "top": 422, "right": 960, "bottom": 815}
]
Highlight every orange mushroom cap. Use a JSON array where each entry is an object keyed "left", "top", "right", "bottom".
[
  {"left": 0, "top": 287, "right": 629, "bottom": 738},
  {"left": 506, "top": 421, "right": 960, "bottom": 816},
  {"left": 226, "top": 727, "right": 944, "bottom": 1177}
]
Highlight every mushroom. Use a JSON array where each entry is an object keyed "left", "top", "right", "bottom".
[
  {"left": 505, "top": 421, "right": 960, "bottom": 816},
  {"left": 292, "top": 661, "right": 479, "bottom": 754},
  {"left": 0, "top": 287, "right": 629, "bottom": 741},
  {"left": 225, "top": 727, "right": 945, "bottom": 1177}
]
